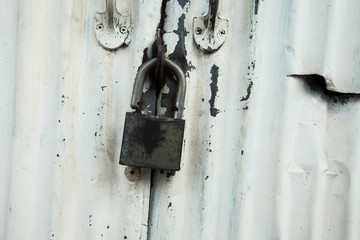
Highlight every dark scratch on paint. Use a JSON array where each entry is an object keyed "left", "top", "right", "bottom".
[
  {"left": 254, "top": 0, "right": 260, "bottom": 15},
  {"left": 209, "top": 65, "right": 220, "bottom": 117},
  {"left": 240, "top": 81, "right": 253, "bottom": 102},
  {"left": 186, "top": 61, "right": 196, "bottom": 77},
  {"left": 251, "top": 61, "right": 256, "bottom": 70}
]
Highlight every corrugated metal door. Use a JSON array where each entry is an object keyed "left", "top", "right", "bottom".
[{"left": 1, "top": 0, "right": 360, "bottom": 240}]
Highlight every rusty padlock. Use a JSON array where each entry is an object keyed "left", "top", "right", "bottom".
[{"left": 119, "top": 58, "right": 186, "bottom": 171}]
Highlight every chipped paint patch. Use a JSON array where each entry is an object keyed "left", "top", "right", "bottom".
[
  {"left": 240, "top": 81, "right": 253, "bottom": 102},
  {"left": 209, "top": 65, "right": 220, "bottom": 117}
]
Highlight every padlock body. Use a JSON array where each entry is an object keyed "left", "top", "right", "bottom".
[{"left": 120, "top": 112, "right": 185, "bottom": 170}]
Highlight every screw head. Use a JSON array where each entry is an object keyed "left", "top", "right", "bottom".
[
  {"left": 96, "top": 24, "right": 103, "bottom": 30},
  {"left": 120, "top": 26, "right": 127, "bottom": 34},
  {"left": 219, "top": 29, "right": 226, "bottom": 35},
  {"left": 195, "top": 27, "right": 202, "bottom": 35},
  {"left": 124, "top": 166, "right": 141, "bottom": 182}
]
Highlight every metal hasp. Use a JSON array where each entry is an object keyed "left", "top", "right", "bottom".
[
  {"left": 193, "top": 0, "right": 229, "bottom": 53},
  {"left": 120, "top": 58, "right": 186, "bottom": 171},
  {"left": 94, "top": 0, "right": 131, "bottom": 50}
]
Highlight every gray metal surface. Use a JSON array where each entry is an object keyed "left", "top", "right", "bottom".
[
  {"left": 130, "top": 58, "right": 186, "bottom": 119},
  {"left": 1, "top": 0, "right": 360, "bottom": 240},
  {"left": 120, "top": 113, "right": 185, "bottom": 170}
]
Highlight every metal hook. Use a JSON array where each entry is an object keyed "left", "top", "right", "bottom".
[
  {"left": 94, "top": 0, "right": 132, "bottom": 50},
  {"left": 131, "top": 59, "right": 186, "bottom": 119},
  {"left": 193, "top": 0, "right": 229, "bottom": 53}
]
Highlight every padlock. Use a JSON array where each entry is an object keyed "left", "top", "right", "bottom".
[{"left": 119, "top": 58, "right": 186, "bottom": 171}]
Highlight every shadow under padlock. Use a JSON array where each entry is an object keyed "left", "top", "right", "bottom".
[{"left": 119, "top": 58, "right": 186, "bottom": 171}]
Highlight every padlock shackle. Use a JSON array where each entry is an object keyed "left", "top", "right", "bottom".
[{"left": 131, "top": 58, "right": 186, "bottom": 119}]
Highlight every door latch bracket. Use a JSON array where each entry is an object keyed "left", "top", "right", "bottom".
[
  {"left": 94, "top": 0, "right": 132, "bottom": 50},
  {"left": 193, "top": 0, "right": 229, "bottom": 53}
]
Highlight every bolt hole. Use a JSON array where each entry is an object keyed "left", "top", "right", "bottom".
[
  {"left": 219, "top": 29, "right": 226, "bottom": 35},
  {"left": 124, "top": 166, "right": 141, "bottom": 182},
  {"left": 96, "top": 24, "right": 103, "bottom": 30},
  {"left": 120, "top": 27, "right": 127, "bottom": 34},
  {"left": 195, "top": 27, "right": 202, "bottom": 35}
]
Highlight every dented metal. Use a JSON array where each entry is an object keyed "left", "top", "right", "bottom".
[{"left": 284, "top": 0, "right": 360, "bottom": 93}]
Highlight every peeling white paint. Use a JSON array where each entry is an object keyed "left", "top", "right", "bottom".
[
  {"left": 2, "top": 0, "right": 360, "bottom": 240},
  {"left": 0, "top": 0, "right": 162, "bottom": 239},
  {"left": 163, "top": 32, "right": 179, "bottom": 54},
  {"left": 163, "top": 0, "right": 183, "bottom": 33}
]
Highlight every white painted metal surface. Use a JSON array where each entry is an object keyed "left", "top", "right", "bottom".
[
  {"left": 285, "top": 0, "right": 360, "bottom": 93},
  {"left": 1, "top": 0, "right": 360, "bottom": 240},
  {"left": 0, "top": 0, "right": 162, "bottom": 239}
]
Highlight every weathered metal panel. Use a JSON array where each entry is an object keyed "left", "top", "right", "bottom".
[
  {"left": 285, "top": 0, "right": 360, "bottom": 93},
  {"left": 0, "top": 0, "right": 162, "bottom": 239},
  {"left": 148, "top": 1, "right": 360, "bottom": 240},
  {"left": 1, "top": 0, "right": 360, "bottom": 240}
]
